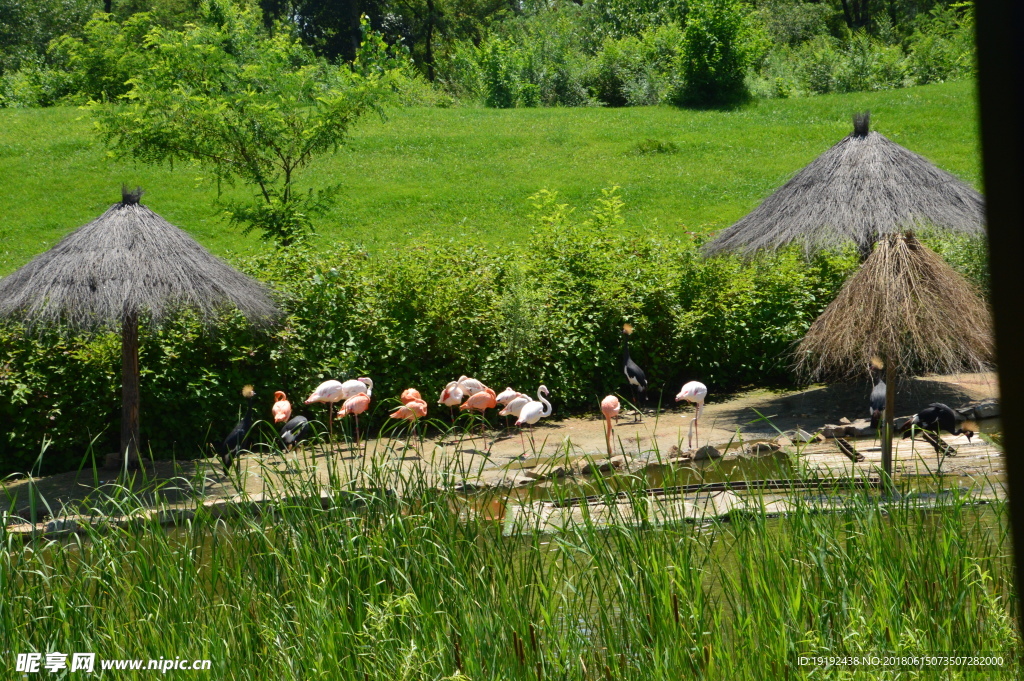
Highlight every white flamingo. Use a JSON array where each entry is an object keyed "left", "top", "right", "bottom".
[
  {"left": 341, "top": 377, "right": 373, "bottom": 399},
  {"left": 675, "top": 381, "right": 708, "bottom": 450},
  {"left": 516, "top": 385, "right": 552, "bottom": 455},
  {"left": 457, "top": 375, "right": 487, "bottom": 397},
  {"left": 438, "top": 381, "right": 464, "bottom": 420},
  {"left": 305, "top": 380, "right": 346, "bottom": 439}
]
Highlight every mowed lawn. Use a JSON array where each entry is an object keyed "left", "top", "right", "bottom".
[{"left": 0, "top": 80, "right": 980, "bottom": 276}]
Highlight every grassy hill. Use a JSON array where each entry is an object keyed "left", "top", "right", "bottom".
[{"left": 0, "top": 80, "right": 980, "bottom": 276}]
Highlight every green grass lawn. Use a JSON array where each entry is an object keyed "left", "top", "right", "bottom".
[{"left": 0, "top": 80, "right": 980, "bottom": 276}]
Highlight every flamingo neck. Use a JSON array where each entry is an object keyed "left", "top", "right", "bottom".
[{"left": 538, "top": 390, "right": 552, "bottom": 417}]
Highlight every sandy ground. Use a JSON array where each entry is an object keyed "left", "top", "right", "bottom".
[{"left": 1, "top": 372, "right": 1000, "bottom": 522}]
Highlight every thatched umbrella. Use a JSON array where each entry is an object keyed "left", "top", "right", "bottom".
[
  {"left": 0, "top": 188, "right": 280, "bottom": 467},
  {"left": 796, "top": 233, "right": 993, "bottom": 476},
  {"left": 703, "top": 112, "right": 985, "bottom": 258}
]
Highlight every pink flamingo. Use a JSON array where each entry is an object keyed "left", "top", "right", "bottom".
[
  {"left": 400, "top": 388, "right": 422, "bottom": 404},
  {"left": 438, "top": 381, "right": 464, "bottom": 421},
  {"left": 272, "top": 391, "right": 292, "bottom": 424},
  {"left": 461, "top": 386, "right": 497, "bottom": 439},
  {"left": 601, "top": 395, "right": 621, "bottom": 457},
  {"left": 392, "top": 395, "right": 428, "bottom": 453},
  {"left": 675, "top": 381, "right": 708, "bottom": 450},
  {"left": 305, "top": 380, "right": 346, "bottom": 439},
  {"left": 336, "top": 392, "right": 371, "bottom": 447}
]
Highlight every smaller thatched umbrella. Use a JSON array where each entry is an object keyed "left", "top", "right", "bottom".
[
  {"left": 0, "top": 188, "right": 280, "bottom": 467},
  {"left": 704, "top": 113, "right": 985, "bottom": 258},
  {"left": 796, "top": 233, "right": 993, "bottom": 476}
]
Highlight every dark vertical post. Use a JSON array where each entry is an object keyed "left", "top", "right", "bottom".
[
  {"left": 881, "top": 359, "right": 895, "bottom": 482},
  {"left": 975, "top": 0, "right": 1024, "bottom": 632},
  {"left": 121, "top": 310, "right": 140, "bottom": 468}
]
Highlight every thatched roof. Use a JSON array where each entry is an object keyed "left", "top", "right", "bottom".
[
  {"left": 0, "top": 189, "right": 279, "bottom": 329},
  {"left": 704, "top": 113, "right": 985, "bottom": 257},
  {"left": 795, "top": 232, "right": 993, "bottom": 379}
]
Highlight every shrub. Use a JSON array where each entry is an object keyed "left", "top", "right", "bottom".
[{"left": 676, "top": 0, "right": 763, "bottom": 106}]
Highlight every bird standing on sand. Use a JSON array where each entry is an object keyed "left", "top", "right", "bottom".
[
  {"left": 516, "top": 385, "right": 552, "bottom": 454},
  {"left": 218, "top": 385, "right": 256, "bottom": 472},
  {"left": 495, "top": 387, "right": 525, "bottom": 430},
  {"left": 460, "top": 387, "right": 497, "bottom": 428},
  {"left": 901, "top": 403, "right": 974, "bottom": 443},
  {"left": 272, "top": 391, "right": 292, "bottom": 424},
  {"left": 438, "top": 381, "right": 464, "bottom": 421},
  {"left": 336, "top": 392, "right": 371, "bottom": 447},
  {"left": 601, "top": 395, "right": 621, "bottom": 457},
  {"left": 305, "top": 380, "right": 347, "bottom": 439},
  {"left": 675, "top": 381, "right": 708, "bottom": 450},
  {"left": 869, "top": 358, "right": 886, "bottom": 430},
  {"left": 621, "top": 324, "right": 647, "bottom": 422}
]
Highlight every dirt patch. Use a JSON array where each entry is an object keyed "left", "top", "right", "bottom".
[{"left": 2, "top": 372, "right": 999, "bottom": 522}]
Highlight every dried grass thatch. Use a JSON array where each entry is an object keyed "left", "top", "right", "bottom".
[
  {"left": 795, "top": 232, "right": 993, "bottom": 379},
  {"left": 704, "top": 113, "right": 985, "bottom": 257},
  {"left": 0, "top": 190, "right": 279, "bottom": 329}
]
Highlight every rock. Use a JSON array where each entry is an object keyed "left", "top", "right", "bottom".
[
  {"left": 44, "top": 517, "right": 82, "bottom": 534},
  {"left": 453, "top": 481, "right": 485, "bottom": 493},
  {"left": 839, "top": 417, "right": 852, "bottom": 425},
  {"left": 847, "top": 419, "right": 875, "bottom": 437},
  {"left": 821, "top": 424, "right": 849, "bottom": 439},
  {"left": 511, "top": 474, "right": 535, "bottom": 487},
  {"left": 693, "top": 445, "right": 722, "bottom": 461},
  {"left": 581, "top": 460, "right": 607, "bottom": 474},
  {"left": 974, "top": 399, "right": 999, "bottom": 419},
  {"left": 957, "top": 407, "right": 976, "bottom": 420},
  {"left": 609, "top": 455, "right": 630, "bottom": 469},
  {"left": 746, "top": 442, "right": 781, "bottom": 456},
  {"left": 103, "top": 452, "right": 123, "bottom": 470},
  {"left": 789, "top": 429, "right": 821, "bottom": 444}
]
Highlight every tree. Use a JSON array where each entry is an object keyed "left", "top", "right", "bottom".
[{"left": 91, "top": 0, "right": 394, "bottom": 245}]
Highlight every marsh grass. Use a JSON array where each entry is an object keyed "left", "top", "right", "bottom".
[{"left": 1, "top": 419, "right": 1018, "bottom": 680}]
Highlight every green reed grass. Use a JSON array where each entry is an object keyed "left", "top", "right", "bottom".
[{"left": 1, "top": 433, "right": 1018, "bottom": 680}]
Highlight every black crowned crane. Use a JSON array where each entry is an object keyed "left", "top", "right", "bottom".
[
  {"left": 621, "top": 324, "right": 647, "bottom": 422},
  {"left": 215, "top": 385, "right": 256, "bottom": 472},
  {"left": 279, "top": 415, "right": 313, "bottom": 450},
  {"left": 901, "top": 403, "right": 974, "bottom": 443}
]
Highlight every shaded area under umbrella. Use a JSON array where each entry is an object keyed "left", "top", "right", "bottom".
[{"left": 795, "top": 232, "right": 993, "bottom": 477}]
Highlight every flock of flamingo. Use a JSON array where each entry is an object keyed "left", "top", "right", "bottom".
[{"left": 215, "top": 324, "right": 709, "bottom": 472}]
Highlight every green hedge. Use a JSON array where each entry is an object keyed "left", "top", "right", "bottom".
[{"left": 0, "top": 191, "right": 875, "bottom": 475}]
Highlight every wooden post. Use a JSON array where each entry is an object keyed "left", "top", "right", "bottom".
[
  {"left": 121, "top": 310, "right": 140, "bottom": 469},
  {"left": 880, "top": 358, "right": 895, "bottom": 483}
]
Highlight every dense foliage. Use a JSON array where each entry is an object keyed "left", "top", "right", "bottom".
[
  {"left": 0, "top": 188, "right": 868, "bottom": 474},
  {"left": 1, "top": 0, "right": 977, "bottom": 108}
]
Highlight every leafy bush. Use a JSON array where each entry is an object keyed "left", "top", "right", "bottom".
[
  {"left": 675, "top": 0, "right": 763, "bottom": 106},
  {"left": 0, "top": 188, "right": 870, "bottom": 475},
  {"left": 906, "top": 2, "right": 975, "bottom": 85},
  {"left": 591, "top": 23, "right": 684, "bottom": 106}
]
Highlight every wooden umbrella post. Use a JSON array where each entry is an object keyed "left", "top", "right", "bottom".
[
  {"left": 881, "top": 358, "right": 895, "bottom": 485},
  {"left": 121, "top": 310, "right": 141, "bottom": 470}
]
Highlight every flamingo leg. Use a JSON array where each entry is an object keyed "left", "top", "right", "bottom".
[
  {"left": 355, "top": 414, "right": 360, "bottom": 449},
  {"left": 606, "top": 418, "right": 613, "bottom": 457},
  {"left": 328, "top": 403, "right": 334, "bottom": 443},
  {"left": 687, "top": 418, "right": 695, "bottom": 450}
]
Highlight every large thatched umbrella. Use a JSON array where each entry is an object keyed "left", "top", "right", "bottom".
[
  {"left": 0, "top": 188, "right": 280, "bottom": 467},
  {"left": 704, "top": 113, "right": 985, "bottom": 258},
  {"left": 796, "top": 233, "right": 993, "bottom": 476}
]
